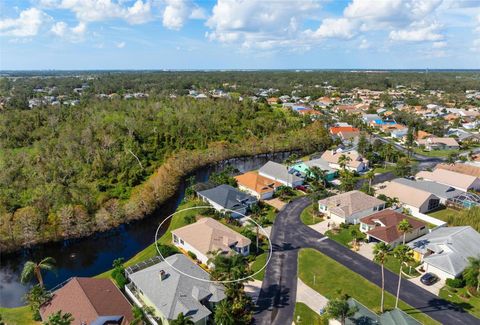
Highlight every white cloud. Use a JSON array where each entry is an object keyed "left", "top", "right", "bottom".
[
  {"left": 0, "top": 8, "right": 50, "bottom": 37},
  {"left": 162, "top": 0, "right": 205, "bottom": 30},
  {"left": 309, "top": 18, "right": 357, "bottom": 39},
  {"left": 51, "top": 21, "right": 86, "bottom": 42},
  {"left": 359, "top": 38, "right": 370, "bottom": 49},
  {"left": 433, "top": 41, "right": 447, "bottom": 48},
  {"left": 389, "top": 22, "right": 444, "bottom": 42},
  {"left": 40, "top": 0, "right": 152, "bottom": 24},
  {"left": 205, "top": 0, "right": 321, "bottom": 49},
  {"left": 116, "top": 41, "right": 126, "bottom": 48}
]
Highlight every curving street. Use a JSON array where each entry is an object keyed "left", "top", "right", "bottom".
[{"left": 253, "top": 196, "right": 479, "bottom": 325}]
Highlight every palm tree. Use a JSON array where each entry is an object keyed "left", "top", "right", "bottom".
[
  {"left": 214, "top": 300, "right": 235, "bottom": 325},
  {"left": 365, "top": 169, "right": 375, "bottom": 193},
  {"left": 463, "top": 256, "right": 480, "bottom": 293},
  {"left": 324, "top": 295, "right": 358, "bottom": 325},
  {"left": 21, "top": 257, "right": 56, "bottom": 287},
  {"left": 43, "top": 310, "right": 74, "bottom": 325},
  {"left": 171, "top": 312, "right": 194, "bottom": 325},
  {"left": 397, "top": 219, "right": 413, "bottom": 245},
  {"left": 373, "top": 242, "right": 391, "bottom": 313},
  {"left": 382, "top": 143, "right": 394, "bottom": 167},
  {"left": 131, "top": 306, "right": 155, "bottom": 325},
  {"left": 308, "top": 166, "right": 327, "bottom": 188},
  {"left": 338, "top": 154, "right": 351, "bottom": 172},
  {"left": 393, "top": 245, "right": 414, "bottom": 308}
]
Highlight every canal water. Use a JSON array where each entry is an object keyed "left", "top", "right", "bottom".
[{"left": 0, "top": 152, "right": 293, "bottom": 307}]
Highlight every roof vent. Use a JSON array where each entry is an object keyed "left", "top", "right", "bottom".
[{"left": 159, "top": 269, "right": 167, "bottom": 281}]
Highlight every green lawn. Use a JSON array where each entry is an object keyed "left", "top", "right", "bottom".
[
  {"left": 439, "top": 286, "right": 480, "bottom": 318},
  {"left": 428, "top": 207, "right": 456, "bottom": 223},
  {"left": 300, "top": 204, "right": 323, "bottom": 225},
  {"left": 413, "top": 148, "right": 460, "bottom": 158},
  {"left": 96, "top": 199, "right": 206, "bottom": 278},
  {"left": 382, "top": 256, "right": 420, "bottom": 277},
  {"left": 298, "top": 248, "right": 439, "bottom": 325},
  {"left": 0, "top": 306, "right": 39, "bottom": 325},
  {"left": 325, "top": 225, "right": 364, "bottom": 248},
  {"left": 372, "top": 165, "right": 395, "bottom": 174},
  {"left": 251, "top": 252, "right": 268, "bottom": 281},
  {"left": 293, "top": 303, "right": 326, "bottom": 325}
]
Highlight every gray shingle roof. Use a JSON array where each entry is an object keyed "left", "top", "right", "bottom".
[
  {"left": 198, "top": 184, "right": 256, "bottom": 210},
  {"left": 408, "top": 226, "right": 480, "bottom": 276},
  {"left": 393, "top": 178, "right": 464, "bottom": 200},
  {"left": 127, "top": 254, "right": 226, "bottom": 322},
  {"left": 259, "top": 161, "right": 303, "bottom": 184}
]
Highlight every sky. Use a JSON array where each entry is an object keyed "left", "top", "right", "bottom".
[{"left": 0, "top": 0, "right": 479, "bottom": 70}]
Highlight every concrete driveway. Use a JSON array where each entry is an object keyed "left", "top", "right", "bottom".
[{"left": 408, "top": 276, "right": 444, "bottom": 296}]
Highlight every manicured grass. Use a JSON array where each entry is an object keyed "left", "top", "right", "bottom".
[
  {"left": 413, "top": 148, "right": 460, "bottom": 158},
  {"left": 298, "top": 248, "right": 439, "bottom": 325},
  {"left": 293, "top": 303, "right": 326, "bottom": 325},
  {"left": 300, "top": 204, "right": 323, "bottom": 225},
  {"left": 0, "top": 306, "right": 39, "bottom": 325},
  {"left": 428, "top": 207, "right": 456, "bottom": 223},
  {"left": 251, "top": 252, "right": 268, "bottom": 281},
  {"left": 96, "top": 199, "right": 206, "bottom": 278},
  {"left": 439, "top": 286, "right": 480, "bottom": 318},
  {"left": 382, "top": 256, "right": 420, "bottom": 277},
  {"left": 372, "top": 165, "right": 395, "bottom": 174},
  {"left": 325, "top": 224, "right": 364, "bottom": 248}
]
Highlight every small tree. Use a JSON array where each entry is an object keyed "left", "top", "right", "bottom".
[
  {"left": 21, "top": 257, "right": 56, "bottom": 288},
  {"left": 111, "top": 258, "right": 127, "bottom": 288},
  {"left": 171, "top": 312, "right": 194, "bottom": 325},
  {"left": 42, "top": 310, "right": 74, "bottom": 325},
  {"left": 397, "top": 219, "right": 413, "bottom": 245},
  {"left": 393, "top": 245, "right": 414, "bottom": 308},
  {"left": 24, "top": 285, "right": 51, "bottom": 321},
  {"left": 463, "top": 256, "right": 480, "bottom": 293},
  {"left": 325, "top": 295, "right": 357, "bottom": 325}
]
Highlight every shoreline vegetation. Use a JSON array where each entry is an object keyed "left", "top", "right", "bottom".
[{"left": 0, "top": 121, "right": 331, "bottom": 253}]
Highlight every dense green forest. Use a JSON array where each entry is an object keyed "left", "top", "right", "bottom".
[{"left": 0, "top": 95, "right": 331, "bottom": 251}]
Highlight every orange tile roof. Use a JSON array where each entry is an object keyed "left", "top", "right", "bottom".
[
  {"left": 234, "top": 171, "right": 282, "bottom": 195},
  {"left": 330, "top": 126, "right": 360, "bottom": 135},
  {"left": 416, "top": 130, "right": 432, "bottom": 140}
]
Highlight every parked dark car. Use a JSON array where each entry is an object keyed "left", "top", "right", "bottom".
[
  {"left": 420, "top": 273, "right": 439, "bottom": 285},
  {"left": 295, "top": 185, "right": 308, "bottom": 192}
]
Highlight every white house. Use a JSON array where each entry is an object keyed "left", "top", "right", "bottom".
[{"left": 318, "top": 190, "right": 385, "bottom": 225}]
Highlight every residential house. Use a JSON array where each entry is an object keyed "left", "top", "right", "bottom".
[
  {"left": 125, "top": 254, "right": 226, "bottom": 325},
  {"left": 329, "top": 126, "right": 360, "bottom": 137},
  {"left": 417, "top": 137, "right": 460, "bottom": 151},
  {"left": 362, "top": 114, "right": 381, "bottom": 123},
  {"left": 40, "top": 278, "right": 134, "bottom": 325},
  {"left": 359, "top": 210, "right": 428, "bottom": 246},
  {"left": 320, "top": 149, "right": 369, "bottom": 172},
  {"left": 291, "top": 158, "right": 338, "bottom": 181},
  {"left": 391, "top": 178, "right": 464, "bottom": 204},
  {"left": 267, "top": 97, "right": 279, "bottom": 105},
  {"left": 197, "top": 184, "right": 257, "bottom": 217},
  {"left": 234, "top": 171, "right": 281, "bottom": 200},
  {"left": 318, "top": 190, "right": 385, "bottom": 225},
  {"left": 172, "top": 217, "right": 251, "bottom": 265},
  {"left": 436, "top": 163, "right": 480, "bottom": 178},
  {"left": 416, "top": 168, "right": 480, "bottom": 192},
  {"left": 408, "top": 226, "right": 480, "bottom": 280},
  {"left": 416, "top": 130, "right": 433, "bottom": 140},
  {"left": 376, "top": 179, "right": 444, "bottom": 213},
  {"left": 345, "top": 299, "right": 421, "bottom": 325},
  {"left": 258, "top": 161, "right": 304, "bottom": 187}
]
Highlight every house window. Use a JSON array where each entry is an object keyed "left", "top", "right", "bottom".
[
  {"left": 180, "top": 239, "right": 184, "bottom": 245},
  {"left": 373, "top": 206, "right": 378, "bottom": 211},
  {"left": 173, "top": 235, "right": 178, "bottom": 243}
]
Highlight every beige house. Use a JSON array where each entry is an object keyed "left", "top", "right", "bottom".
[
  {"left": 321, "top": 150, "right": 368, "bottom": 172},
  {"left": 172, "top": 218, "right": 251, "bottom": 266},
  {"left": 376, "top": 180, "right": 441, "bottom": 214},
  {"left": 416, "top": 168, "right": 480, "bottom": 192},
  {"left": 318, "top": 190, "right": 385, "bottom": 225},
  {"left": 436, "top": 163, "right": 480, "bottom": 178},
  {"left": 417, "top": 137, "right": 460, "bottom": 150}
]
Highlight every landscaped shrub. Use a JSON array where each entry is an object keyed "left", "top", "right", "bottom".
[
  {"left": 188, "top": 251, "right": 197, "bottom": 260},
  {"left": 184, "top": 214, "right": 196, "bottom": 224},
  {"left": 446, "top": 278, "right": 465, "bottom": 288},
  {"left": 157, "top": 244, "right": 179, "bottom": 258}
]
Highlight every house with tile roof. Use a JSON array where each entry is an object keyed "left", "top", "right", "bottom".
[
  {"left": 391, "top": 178, "right": 464, "bottom": 205},
  {"left": 125, "top": 254, "right": 226, "bottom": 325},
  {"left": 359, "top": 210, "right": 428, "bottom": 246},
  {"left": 291, "top": 158, "right": 337, "bottom": 181},
  {"left": 40, "top": 277, "right": 134, "bottom": 325},
  {"left": 436, "top": 163, "right": 480, "bottom": 178},
  {"left": 197, "top": 184, "right": 257, "bottom": 217},
  {"left": 318, "top": 190, "right": 385, "bottom": 225},
  {"left": 416, "top": 168, "right": 480, "bottom": 192},
  {"left": 172, "top": 217, "right": 251, "bottom": 265},
  {"left": 417, "top": 137, "right": 460, "bottom": 151},
  {"left": 320, "top": 149, "right": 369, "bottom": 172},
  {"left": 408, "top": 226, "right": 480, "bottom": 280},
  {"left": 376, "top": 179, "right": 441, "bottom": 213},
  {"left": 234, "top": 171, "right": 281, "bottom": 200}
]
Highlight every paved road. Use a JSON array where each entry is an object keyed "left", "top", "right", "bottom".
[{"left": 253, "top": 197, "right": 479, "bottom": 325}]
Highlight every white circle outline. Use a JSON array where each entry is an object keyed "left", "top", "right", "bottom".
[{"left": 154, "top": 205, "right": 272, "bottom": 284}]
